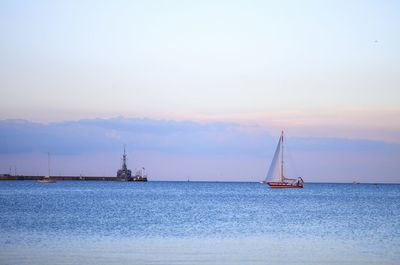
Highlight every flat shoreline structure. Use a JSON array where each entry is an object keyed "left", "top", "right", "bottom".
[
  {"left": 0, "top": 175, "right": 116, "bottom": 181},
  {"left": 0, "top": 147, "right": 148, "bottom": 182}
]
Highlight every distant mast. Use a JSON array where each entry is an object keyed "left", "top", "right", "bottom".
[
  {"left": 38, "top": 152, "right": 56, "bottom": 183},
  {"left": 47, "top": 152, "right": 50, "bottom": 178},
  {"left": 280, "top": 131, "right": 284, "bottom": 182}
]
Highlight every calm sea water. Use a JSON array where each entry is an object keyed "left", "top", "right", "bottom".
[{"left": 0, "top": 181, "right": 399, "bottom": 265}]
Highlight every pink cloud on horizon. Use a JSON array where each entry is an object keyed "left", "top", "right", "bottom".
[{"left": 163, "top": 107, "right": 400, "bottom": 143}]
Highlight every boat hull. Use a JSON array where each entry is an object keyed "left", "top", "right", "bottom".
[
  {"left": 267, "top": 182, "right": 303, "bottom": 188},
  {"left": 130, "top": 177, "right": 148, "bottom": 182},
  {"left": 37, "top": 178, "right": 56, "bottom": 183}
]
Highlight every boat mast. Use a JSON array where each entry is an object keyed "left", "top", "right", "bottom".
[
  {"left": 47, "top": 152, "right": 50, "bottom": 178},
  {"left": 280, "top": 131, "right": 284, "bottom": 182}
]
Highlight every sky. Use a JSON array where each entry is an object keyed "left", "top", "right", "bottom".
[{"left": 0, "top": 1, "right": 399, "bottom": 182}]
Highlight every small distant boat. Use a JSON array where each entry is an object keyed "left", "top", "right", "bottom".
[
  {"left": 38, "top": 152, "right": 56, "bottom": 184},
  {"left": 132, "top": 167, "right": 148, "bottom": 182},
  {"left": 38, "top": 177, "right": 56, "bottom": 183},
  {"left": 263, "top": 131, "right": 303, "bottom": 188}
]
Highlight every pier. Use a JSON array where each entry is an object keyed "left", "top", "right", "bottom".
[
  {"left": 0, "top": 175, "right": 117, "bottom": 181},
  {"left": 0, "top": 146, "right": 148, "bottom": 182}
]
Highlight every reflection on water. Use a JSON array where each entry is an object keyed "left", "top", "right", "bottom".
[{"left": 0, "top": 181, "right": 399, "bottom": 265}]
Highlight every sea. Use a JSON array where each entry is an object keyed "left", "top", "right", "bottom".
[{"left": 0, "top": 181, "right": 399, "bottom": 265}]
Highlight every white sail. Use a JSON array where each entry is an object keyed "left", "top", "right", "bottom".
[{"left": 265, "top": 134, "right": 283, "bottom": 182}]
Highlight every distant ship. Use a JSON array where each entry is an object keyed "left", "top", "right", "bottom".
[
  {"left": 116, "top": 146, "right": 147, "bottom": 182},
  {"left": 262, "top": 131, "right": 303, "bottom": 188},
  {"left": 38, "top": 152, "right": 56, "bottom": 184}
]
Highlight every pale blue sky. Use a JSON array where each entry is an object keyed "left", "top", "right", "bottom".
[{"left": 1, "top": 1, "right": 399, "bottom": 140}]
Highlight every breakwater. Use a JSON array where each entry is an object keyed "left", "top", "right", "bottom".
[{"left": 0, "top": 175, "right": 115, "bottom": 181}]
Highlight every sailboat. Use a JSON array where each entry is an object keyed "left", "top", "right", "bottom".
[
  {"left": 38, "top": 152, "right": 56, "bottom": 183},
  {"left": 132, "top": 167, "right": 148, "bottom": 182},
  {"left": 263, "top": 131, "right": 303, "bottom": 188}
]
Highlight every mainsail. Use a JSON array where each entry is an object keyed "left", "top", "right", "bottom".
[
  {"left": 265, "top": 134, "right": 283, "bottom": 182},
  {"left": 264, "top": 131, "right": 304, "bottom": 188}
]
